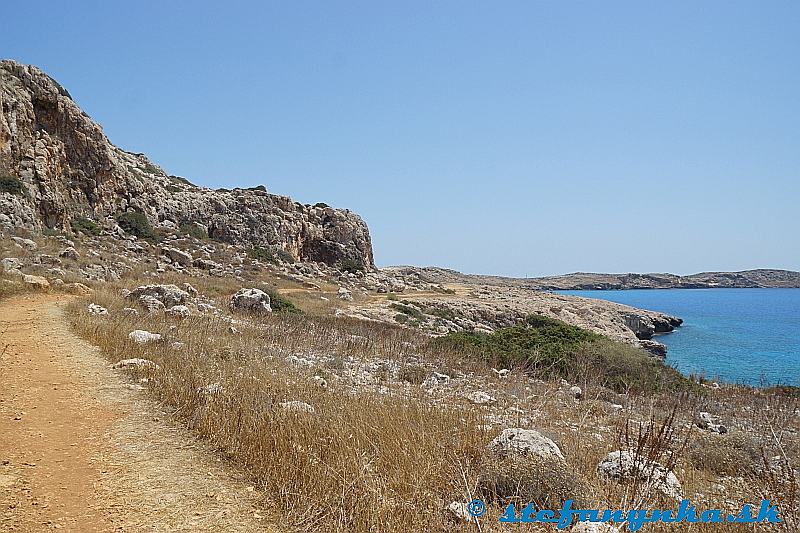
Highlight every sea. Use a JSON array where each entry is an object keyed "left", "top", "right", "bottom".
[{"left": 560, "top": 288, "right": 800, "bottom": 387}]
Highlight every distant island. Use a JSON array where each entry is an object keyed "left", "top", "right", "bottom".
[{"left": 397, "top": 267, "right": 800, "bottom": 290}]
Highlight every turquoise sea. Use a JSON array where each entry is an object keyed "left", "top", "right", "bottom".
[{"left": 561, "top": 288, "right": 800, "bottom": 386}]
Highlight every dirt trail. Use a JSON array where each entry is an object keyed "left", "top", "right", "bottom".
[{"left": 0, "top": 294, "right": 277, "bottom": 532}]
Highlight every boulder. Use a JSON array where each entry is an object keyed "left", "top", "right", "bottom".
[
  {"left": 166, "top": 305, "right": 191, "bottom": 318},
  {"left": 163, "top": 247, "right": 193, "bottom": 267},
  {"left": 337, "top": 287, "right": 353, "bottom": 301},
  {"left": 488, "top": 428, "right": 564, "bottom": 461},
  {"left": 597, "top": 450, "right": 682, "bottom": 500},
  {"left": 87, "top": 303, "right": 108, "bottom": 315},
  {"left": 230, "top": 288, "right": 271, "bottom": 314},
  {"left": 11, "top": 236, "right": 36, "bottom": 250},
  {"left": 466, "top": 391, "right": 496, "bottom": 406},
  {"left": 22, "top": 274, "right": 49, "bottom": 289},
  {"left": 139, "top": 295, "right": 166, "bottom": 313},
  {"left": 128, "top": 330, "right": 162, "bottom": 344},
  {"left": 127, "top": 284, "right": 190, "bottom": 307},
  {"left": 59, "top": 247, "right": 79, "bottom": 260},
  {"left": 1, "top": 257, "right": 23, "bottom": 273}
]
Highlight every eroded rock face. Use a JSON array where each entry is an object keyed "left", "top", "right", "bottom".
[{"left": 0, "top": 60, "right": 374, "bottom": 268}]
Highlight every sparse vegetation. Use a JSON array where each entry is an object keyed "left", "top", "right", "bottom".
[
  {"left": 116, "top": 211, "right": 158, "bottom": 241},
  {"left": 250, "top": 246, "right": 295, "bottom": 264},
  {"left": 429, "top": 314, "right": 690, "bottom": 393},
  {"left": 0, "top": 174, "right": 25, "bottom": 196},
  {"left": 71, "top": 217, "right": 102, "bottom": 236},
  {"left": 390, "top": 302, "right": 425, "bottom": 321},
  {"left": 340, "top": 258, "right": 364, "bottom": 274},
  {"left": 179, "top": 221, "right": 208, "bottom": 240},
  {"left": 264, "top": 288, "right": 303, "bottom": 314}
]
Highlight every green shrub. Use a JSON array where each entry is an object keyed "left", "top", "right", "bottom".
[
  {"left": 428, "top": 314, "right": 690, "bottom": 394},
  {"left": 390, "top": 302, "right": 425, "bottom": 321},
  {"left": 179, "top": 222, "right": 208, "bottom": 240},
  {"left": 340, "top": 258, "right": 365, "bottom": 274},
  {"left": 386, "top": 292, "right": 399, "bottom": 301},
  {"left": 265, "top": 288, "right": 303, "bottom": 315},
  {"left": 0, "top": 175, "right": 25, "bottom": 196},
  {"left": 71, "top": 217, "right": 101, "bottom": 236},
  {"left": 250, "top": 247, "right": 295, "bottom": 264},
  {"left": 116, "top": 211, "right": 157, "bottom": 240}
]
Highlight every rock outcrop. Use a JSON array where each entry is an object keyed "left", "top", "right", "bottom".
[{"left": 0, "top": 60, "right": 373, "bottom": 268}]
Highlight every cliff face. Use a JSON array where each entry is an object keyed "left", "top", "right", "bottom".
[{"left": 0, "top": 60, "right": 374, "bottom": 267}]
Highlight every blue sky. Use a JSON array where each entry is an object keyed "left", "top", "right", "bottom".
[{"left": 3, "top": 1, "right": 798, "bottom": 276}]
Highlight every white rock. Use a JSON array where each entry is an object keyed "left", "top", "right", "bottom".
[
  {"left": 87, "top": 303, "right": 108, "bottom": 315},
  {"left": 22, "top": 274, "right": 49, "bottom": 289},
  {"left": 488, "top": 428, "right": 565, "bottom": 461},
  {"left": 230, "top": 287, "right": 272, "bottom": 314},
  {"left": 128, "top": 330, "right": 162, "bottom": 344},
  {"left": 493, "top": 368, "right": 510, "bottom": 378},
  {"left": 597, "top": 450, "right": 682, "bottom": 500},
  {"left": 337, "top": 287, "right": 353, "bottom": 301},
  {"left": 123, "top": 307, "right": 139, "bottom": 316},
  {"left": 167, "top": 304, "right": 191, "bottom": 318},
  {"left": 446, "top": 501, "right": 473, "bottom": 522},
  {"left": 466, "top": 391, "right": 496, "bottom": 405},
  {"left": 11, "top": 236, "right": 36, "bottom": 250},
  {"left": 570, "top": 385, "right": 583, "bottom": 400}
]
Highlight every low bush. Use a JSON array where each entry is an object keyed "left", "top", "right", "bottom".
[
  {"left": 0, "top": 175, "right": 25, "bottom": 196},
  {"left": 71, "top": 217, "right": 102, "bottom": 236},
  {"left": 265, "top": 288, "right": 303, "bottom": 314},
  {"left": 179, "top": 221, "right": 208, "bottom": 240},
  {"left": 250, "top": 247, "right": 295, "bottom": 264},
  {"left": 340, "top": 258, "right": 364, "bottom": 274},
  {"left": 390, "top": 302, "right": 425, "bottom": 321},
  {"left": 429, "top": 314, "right": 690, "bottom": 394},
  {"left": 116, "top": 211, "right": 157, "bottom": 240}
]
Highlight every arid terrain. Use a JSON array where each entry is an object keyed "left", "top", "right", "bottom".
[{"left": 1, "top": 60, "right": 799, "bottom": 532}]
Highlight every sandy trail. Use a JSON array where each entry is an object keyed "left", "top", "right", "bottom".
[{"left": 0, "top": 294, "right": 276, "bottom": 532}]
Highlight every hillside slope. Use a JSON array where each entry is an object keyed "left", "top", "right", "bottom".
[{"left": 0, "top": 60, "right": 373, "bottom": 267}]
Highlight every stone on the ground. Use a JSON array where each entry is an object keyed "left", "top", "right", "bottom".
[
  {"left": 230, "top": 288, "right": 271, "bottom": 314},
  {"left": 446, "top": 501, "right": 473, "bottom": 522},
  {"left": 570, "top": 385, "right": 583, "bottom": 400},
  {"left": 167, "top": 304, "right": 191, "bottom": 318},
  {"left": 1, "top": 257, "right": 23, "bottom": 273},
  {"left": 697, "top": 411, "right": 728, "bottom": 434},
  {"left": 112, "top": 358, "right": 158, "bottom": 370},
  {"left": 488, "top": 428, "right": 565, "bottom": 461},
  {"left": 311, "top": 376, "right": 328, "bottom": 389},
  {"left": 22, "top": 274, "right": 49, "bottom": 289},
  {"left": 139, "top": 295, "right": 166, "bottom": 312},
  {"left": 128, "top": 330, "right": 162, "bottom": 344},
  {"left": 87, "top": 303, "right": 108, "bottom": 315},
  {"left": 162, "top": 247, "right": 193, "bottom": 267},
  {"left": 466, "top": 391, "right": 496, "bottom": 405},
  {"left": 127, "top": 284, "right": 190, "bottom": 307},
  {"left": 11, "top": 236, "right": 36, "bottom": 250},
  {"left": 64, "top": 282, "right": 91, "bottom": 295},
  {"left": 337, "top": 287, "right": 353, "bottom": 301},
  {"left": 59, "top": 247, "right": 79, "bottom": 260},
  {"left": 597, "top": 450, "right": 682, "bottom": 500}
]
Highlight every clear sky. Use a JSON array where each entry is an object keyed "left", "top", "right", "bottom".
[{"left": 3, "top": 1, "right": 798, "bottom": 276}]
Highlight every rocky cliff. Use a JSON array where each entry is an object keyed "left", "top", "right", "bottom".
[{"left": 0, "top": 60, "right": 374, "bottom": 267}]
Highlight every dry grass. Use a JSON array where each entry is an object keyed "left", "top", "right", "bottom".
[{"left": 64, "top": 274, "right": 800, "bottom": 532}]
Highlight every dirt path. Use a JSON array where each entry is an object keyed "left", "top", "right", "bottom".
[{"left": 0, "top": 294, "right": 277, "bottom": 532}]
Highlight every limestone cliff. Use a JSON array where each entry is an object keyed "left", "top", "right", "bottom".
[{"left": 0, "top": 60, "right": 374, "bottom": 267}]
